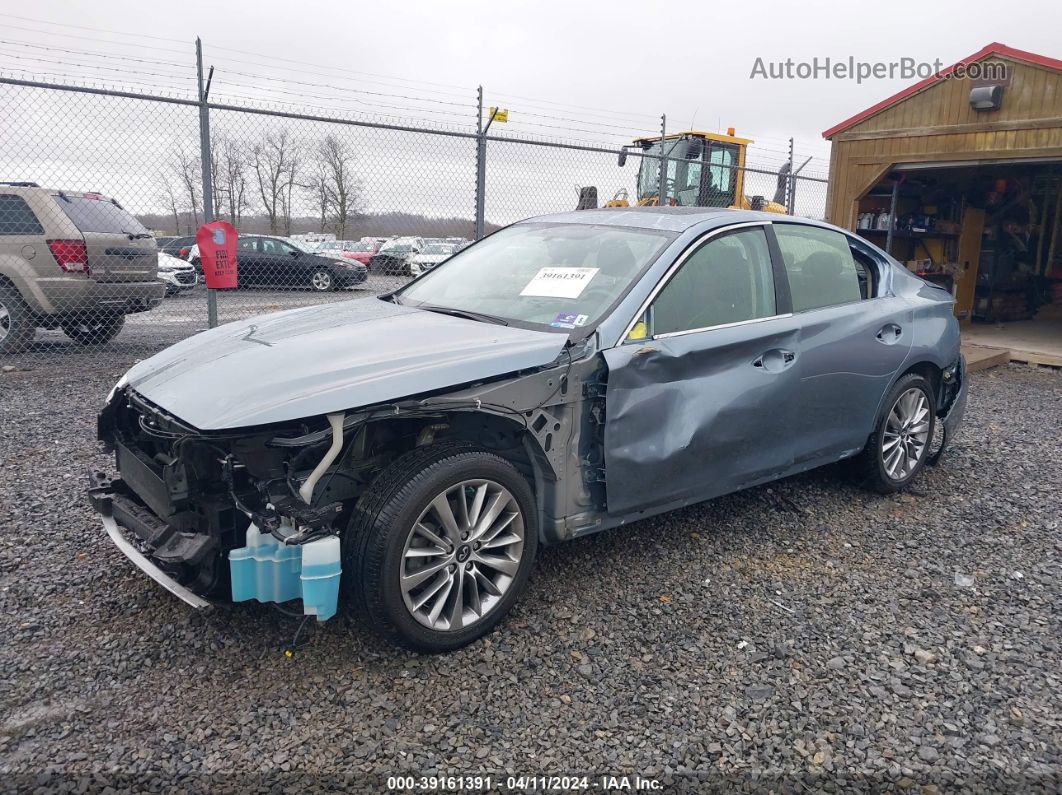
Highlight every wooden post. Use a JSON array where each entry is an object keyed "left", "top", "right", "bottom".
[{"left": 1046, "top": 178, "right": 1062, "bottom": 278}]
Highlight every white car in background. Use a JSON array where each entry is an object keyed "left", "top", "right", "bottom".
[
  {"left": 409, "top": 242, "right": 458, "bottom": 276},
  {"left": 157, "top": 251, "right": 198, "bottom": 296}
]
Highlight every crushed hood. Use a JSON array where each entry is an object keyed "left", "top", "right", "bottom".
[{"left": 124, "top": 297, "right": 568, "bottom": 430}]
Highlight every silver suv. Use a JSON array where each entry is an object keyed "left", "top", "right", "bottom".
[{"left": 0, "top": 182, "right": 164, "bottom": 352}]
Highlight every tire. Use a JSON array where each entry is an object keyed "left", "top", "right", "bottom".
[
  {"left": 309, "top": 268, "right": 334, "bottom": 292},
  {"left": 855, "top": 373, "right": 937, "bottom": 494},
  {"left": 0, "top": 285, "right": 37, "bottom": 353},
  {"left": 60, "top": 313, "right": 125, "bottom": 346},
  {"left": 345, "top": 441, "right": 538, "bottom": 652}
]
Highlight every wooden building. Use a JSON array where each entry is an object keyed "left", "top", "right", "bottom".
[{"left": 823, "top": 43, "right": 1062, "bottom": 366}]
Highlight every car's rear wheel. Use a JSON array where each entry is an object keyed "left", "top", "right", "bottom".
[
  {"left": 0, "top": 286, "right": 37, "bottom": 353},
  {"left": 856, "top": 373, "right": 936, "bottom": 493},
  {"left": 309, "top": 268, "right": 334, "bottom": 292},
  {"left": 61, "top": 313, "right": 125, "bottom": 346},
  {"left": 345, "top": 442, "right": 538, "bottom": 652}
]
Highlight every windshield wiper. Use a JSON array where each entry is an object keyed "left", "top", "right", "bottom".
[{"left": 416, "top": 304, "right": 509, "bottom": 326}]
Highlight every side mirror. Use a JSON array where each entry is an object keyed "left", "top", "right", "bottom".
[{"left": 617, "top": 148, "right": 628, "bottom": 167}]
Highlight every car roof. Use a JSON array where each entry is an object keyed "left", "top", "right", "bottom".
[{"left": 516, "top": 207, "right": 836, "bottom": 234}]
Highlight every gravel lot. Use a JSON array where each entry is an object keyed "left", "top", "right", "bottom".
[{"left": 0, "top": 359, "right": 1059, "bottom": 792}]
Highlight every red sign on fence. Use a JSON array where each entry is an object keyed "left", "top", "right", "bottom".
[{"left": 196, "top": 221, "right": 238, "bottom": 289}]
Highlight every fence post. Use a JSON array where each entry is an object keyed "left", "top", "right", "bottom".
[
  {"left": 657, "top": 114, "right": 667, "bottom": 206},
  {"left": 786, "top": 137, "right": 796, "bottom": 215},
  {"left": 474, "top": 85, "right": 486, "bottom": 240},
  {"left": 196, "top": 37, "right": 218, "bottom": 328}
]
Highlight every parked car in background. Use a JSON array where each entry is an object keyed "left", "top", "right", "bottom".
[
  {"left": 409, "top": 242, "right": 457, "bottom": 276},
  {"left": 156, "top": 235, "right": 197, "bottom": 260},
  {"left": 345, "top": 240, "right": 382, "bottom": 265},
  {"left": 310, "top": 238, "right": 380, "bottom": 266},
  {"left": 189, "top": 236, "right": 367, "bottom": 291},
  {"left": 90, "top": 207, "right": 967, "bottom": 652},
  {"left": 0, "top": 183, "right": 163, "bottom": 352},
  {"left": 236, "top": 236, "right": 367, "bottom": 291},
  {"left": 370, "top": 236, "right": 424, "bottom": 275},
  {"left": 156, "top": 251, "right": 197, "bottom": 296}
]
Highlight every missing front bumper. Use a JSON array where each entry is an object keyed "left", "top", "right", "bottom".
[{"left": 88, "top": 474, "right": 212, "bottom": 610}]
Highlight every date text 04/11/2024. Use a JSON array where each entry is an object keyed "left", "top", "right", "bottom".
[{"left": 385, "top": 775, "right": 662, "bottom": 791}]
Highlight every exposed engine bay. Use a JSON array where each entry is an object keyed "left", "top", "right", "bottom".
[{"left": 88, "top": 347, "right": 592, "bottom": 620}]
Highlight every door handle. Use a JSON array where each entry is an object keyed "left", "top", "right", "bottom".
[
  {"left": 752, "top": 349, "right": 797, "bottom": 372},
  {"left": 876, "top": 324, "right": 903, "bottom": 344}
]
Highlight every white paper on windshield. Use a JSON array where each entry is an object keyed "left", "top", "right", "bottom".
[{"left": 520, "top": 267, "right": 599, "bottom": 299}]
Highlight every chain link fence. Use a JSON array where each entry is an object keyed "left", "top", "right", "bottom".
[{"left": 0, "top": 74, "right": 828, "bottom": 368}]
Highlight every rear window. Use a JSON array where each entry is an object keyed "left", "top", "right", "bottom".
[
  {"left": 53, "top": 195, "right": 149, "bottom": 235},
  {"left": 0, "top": 195, "right": 44, "bottom": 235}
]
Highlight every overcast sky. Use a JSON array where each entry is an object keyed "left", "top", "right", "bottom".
[
  {"left": 25, "top": 0, "right": 1059, "bottom": 148},
  {"left": 5, "top": 0, "right": 1058, "bottom": 226}
]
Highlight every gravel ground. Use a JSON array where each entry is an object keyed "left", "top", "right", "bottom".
[{"left": 0, "top": 361, "right": 1059, "bottom": 793}]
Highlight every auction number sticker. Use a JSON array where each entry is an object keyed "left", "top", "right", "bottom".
[{"left": 520, "top": 267, "right": 599, "bottom": 299}]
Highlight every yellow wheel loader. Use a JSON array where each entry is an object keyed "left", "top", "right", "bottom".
[{"left": 596, "top": 130, "right": 789, "bottom": 213}]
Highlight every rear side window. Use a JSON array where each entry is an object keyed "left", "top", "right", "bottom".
[
  {"left": 0, "top": 195, "right": 44, "bottom": 235},
  {"left": 774, "top": 224, "right": 865, "bottom": 312},
  {"left": 53, "top": 195, "right": 149, "bottom": 235},
  {"left": 651, "top": 227, "right": 776, "bottom": 335}
]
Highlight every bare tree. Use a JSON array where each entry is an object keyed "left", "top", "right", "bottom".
[
  {"left": 251, "top": 129, "right": 293, "bottom": 234},
  {"left": 172, "top": 144, "right": 201, "bottom": 227},
  {"left": 158, "top": 175, "right": 182, "bottom": 234},
  {"left": 316, "top": 134, "right": 360, "bottom": 239},
  {"left": 281, "top": 141, "right": 303, "bottom": 236},
  {"left": 303, "top": 156, "right": 330, "bottom": 233},
  {"left": 219, "top": 137, "right": 249, "bottom": 226}
]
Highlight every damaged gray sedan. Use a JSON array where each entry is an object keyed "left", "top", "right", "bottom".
[{"left": 90, "top": 208, "right": 967, "bottom": 652}]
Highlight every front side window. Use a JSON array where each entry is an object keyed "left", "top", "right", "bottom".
[
  {"left": 774, "top": 224, "right": 866, "bottom": 312},
  {"left": 0, "top": 195, "right": 44, "bottom": 235},
  {"left": 649, "top": 227, "right": 776, "bottom": 336},
  {"left": 398, "top": 223, "right": 674, "bottom": 331}
]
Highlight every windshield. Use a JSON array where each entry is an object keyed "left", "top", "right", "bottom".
[
  {"left": 54, "top": 195, "right": 149, "bottom": 235},
  {"left": 397, "top": 223, "right": 673, "bottom": 330},
  {"left": 348, "top": 242, "right": 373, "bottom": 252},
  {"left": 421, "top": 244, "right": 455, "bottom": 255}
]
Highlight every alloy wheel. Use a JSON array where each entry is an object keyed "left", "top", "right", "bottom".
[
  {"left": 0, "top": 301, "right": 9, "bottom": 342},
  {"left": 311, "top": 270, "right": 333, "bottom": 291},
  {"left": 881, "top": 387, "right": 931, "bottom": 480},
  {"left": 400, "top": 479, "right": 525, "bottom": 631}
]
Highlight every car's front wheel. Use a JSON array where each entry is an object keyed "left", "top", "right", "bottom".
[
  {"left": 61, "top": 313, "right": 125, "bottom": 345},
  {"left": 856, "top": 372, "right": 936, "bottom": 493},
  {"left": 345, "top": 442, "right": 538, "bottom": 652}
]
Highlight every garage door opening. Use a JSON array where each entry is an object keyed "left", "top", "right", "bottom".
[{"left": 854, "top": 160, "right": 1062, "bottom": 368}]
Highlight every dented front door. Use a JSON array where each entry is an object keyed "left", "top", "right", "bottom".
[{"left": 602, "top": 315, "right": 803, "bottom": 516}]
